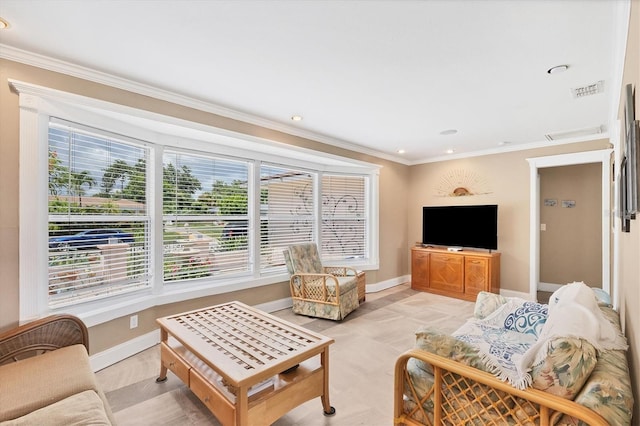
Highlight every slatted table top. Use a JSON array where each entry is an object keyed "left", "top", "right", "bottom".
[{"left": 157, "top": 301, "right": 334, "bottom": 387}]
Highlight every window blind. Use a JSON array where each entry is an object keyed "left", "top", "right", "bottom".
[
  {"left": 48, "top": 120, "right": 150, "bottom": 307},
  {"left": 321, "top": 174, "right": 367, "bottom": 261},
  {"left": 162, "top": 150, "right": 250, "bottom": 281},
  {"left": 259, "top": 164, "right": 315, "bottom": 272}
]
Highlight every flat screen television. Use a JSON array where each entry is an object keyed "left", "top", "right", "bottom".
[{"left": 422, "top": 204, "right": 498, "bottom": 250}]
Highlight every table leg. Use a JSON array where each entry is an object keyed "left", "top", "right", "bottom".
[
  {"left": 156, "top": 328, "right": 169, "bottom": 383},
  {"left": 156, "top": 366, "right": 168, "bottom": 382},
  {"left": 236, "top": 386, "right": 249, "bottom": 426},
  {"left": 320, "top": 347, "right": 336, "bottom": 416}
]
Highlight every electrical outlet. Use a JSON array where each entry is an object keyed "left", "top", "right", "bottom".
[
  {"left": 130, "top": 314, "right": 138, "bottom": 329},
  {"left": 540, "top": 223, "right": 547, "bottom": 231}
]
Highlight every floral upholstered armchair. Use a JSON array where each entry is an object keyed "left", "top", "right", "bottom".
[{"left": 283, "top": 243, "right": 360, "bottom": 321}]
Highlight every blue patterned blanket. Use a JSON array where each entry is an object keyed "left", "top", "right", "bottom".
[{"left": 452, "top": 299, "right": 548, "bottom": 389}]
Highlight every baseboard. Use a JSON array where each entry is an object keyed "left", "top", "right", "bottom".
[
  {"left": 90, "top": 329, "right": 161, "bottom": 372},
  {"left": 90, "top": 277, "right": 410, "bottom": 372},
  {"left": 537, "top": 282, "right": 562, "bottom": 293},
  {"left": 499, "top": 289, "right": 532, "bottom": 300},
  {"left": 365, "top": 275, "right": 410, "bottom": 293},
  {"left": 89, "top": 296, "right": 295, "bottom": 372},
  {"left": 500, "top": 283, "right": 562, "bottom": 301}
]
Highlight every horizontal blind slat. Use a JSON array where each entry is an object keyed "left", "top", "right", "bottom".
[
  {"left": 162, "top": 150, "right": 250, "bottom": 281},
  {"left": 48, "top": 120, "right": 151, "bottom": 306},
  {"left": 321, "top": 175, "right": 367, "bottom": 261},
  {"left": 260, "top": 164, "right": 315, "bottom": 271}
]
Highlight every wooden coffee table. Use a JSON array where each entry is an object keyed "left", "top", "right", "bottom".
[{"left": 156, "top": 301, "right": 335, "bottom": 426}]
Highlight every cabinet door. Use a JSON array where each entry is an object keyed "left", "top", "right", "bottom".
[
  {"left": 429, "top": 253, "right": 463, "bottom": 293},
  {"left": 464, "top": 256, "right": 489, "bottom": 297},
  {"left": 411, "top": 250, "right": 430, "bottom": 291}
]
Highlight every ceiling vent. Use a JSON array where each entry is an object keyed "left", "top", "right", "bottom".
[
  {"left": 571, "top": 80, "right": 604, "bottom": 98},
  {"left": 545, "top": 125, "right": 605, "bottom": 141}
]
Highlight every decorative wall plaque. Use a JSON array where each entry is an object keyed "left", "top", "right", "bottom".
[{"left": 435, "top": 169, "right": 492, "bottom": 197}]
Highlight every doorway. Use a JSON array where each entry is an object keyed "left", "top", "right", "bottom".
[
  {"left": 538, "top": 164, "right": 602, "bottom": 301},
  {"left": 527, "top": 149, "right": 612, "bottom": 301}
]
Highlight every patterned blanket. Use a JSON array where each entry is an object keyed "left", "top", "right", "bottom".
[
  {"left": 518, "top": 282, "right": 628, "bottom": 373},
  {"left": 452, "top": 299, "right": 547, "bottom": 389},
  {"left": 453, "top": 282, "right": 629, "bottom": 391}
]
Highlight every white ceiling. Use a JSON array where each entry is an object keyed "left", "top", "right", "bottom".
[{"left": 0, "top": 0, "right": 628, "bottom": 164}]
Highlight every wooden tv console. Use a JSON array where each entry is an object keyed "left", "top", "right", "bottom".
[{"left": 411, "top": 246, "right": 500, "bottom": 301}]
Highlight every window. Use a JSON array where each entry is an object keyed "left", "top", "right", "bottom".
[
  {"left": 321, "top": 175, "right": 367, "bottom": 261},
  {"left": 47, "top": 120, "right": 151, "bottom": 307},
  {"left": 259, "top": 164, "right": 315, "bottom": 272},
  {"left": 162, "top": 150, "right": 250, "bottom": 281},
  {"left": 14, "top": 80, "right": 379, "bottom": 325}
]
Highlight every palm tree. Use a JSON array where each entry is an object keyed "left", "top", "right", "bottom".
[
  {"left": 69, "top": 170, "right": 96, "bottom": 207},
  {"left": 48, "top": 150, "right": 70, "bottom": 196},
  {"left": 101, "top": 159, "right": 131, "bottom": 196}
]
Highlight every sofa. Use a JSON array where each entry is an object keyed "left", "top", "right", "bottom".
[
  {"left": 0, "top": 314, "right": 115, "bottom": 425},
  {"left": 394, "top": 284, "right": 634, "bottom": 425}
]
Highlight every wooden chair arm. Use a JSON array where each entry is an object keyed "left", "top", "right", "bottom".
[
  {"left": 289, "top": 273, "right": 342, "bottom": 302},
  {"left": 291, "top": 272, "right": 339, "bottom": 280},
  {"left": 323, "top": 266, "right": 359, "bottom": 277},
  {"left": 394, "top": 348, "right": 608, "bottom": 426},
  {"left": 0, "top": 314, "right": 89, "bottom": 365}
]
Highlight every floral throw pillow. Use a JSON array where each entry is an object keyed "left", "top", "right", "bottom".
[
  {"left": 503, "top": 301, "right": 548, "bottom": 338},
  {"left": 473, "top": 291, "right": 507, "bottom": 319}
]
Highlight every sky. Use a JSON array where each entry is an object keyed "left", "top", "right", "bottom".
[{"left": 49, "top": 124, "right": 249, "bottom": 199}]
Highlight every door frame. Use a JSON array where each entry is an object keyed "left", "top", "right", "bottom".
[{"left": 527, "top": 149, "right": 612, "bottom": 301}]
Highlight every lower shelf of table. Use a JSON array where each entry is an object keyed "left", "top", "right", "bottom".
[{"left": 160, "top": 341, "right": 326, "bottom": 426}]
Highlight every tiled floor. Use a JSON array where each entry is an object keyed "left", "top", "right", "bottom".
[{"left": 95, "top": 283, "right": 475, "bottom": 425}]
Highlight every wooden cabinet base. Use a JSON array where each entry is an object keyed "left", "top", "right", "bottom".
[
  {"left": 411, "top": 247, "right": 500, "bottom": 301},
  {"left": 416, "top": 286, "right": 479, "bottom": 302}
]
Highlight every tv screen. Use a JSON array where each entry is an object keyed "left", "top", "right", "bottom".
[{"left": 422, "top": 204, "right": 498, "bottom": 250}]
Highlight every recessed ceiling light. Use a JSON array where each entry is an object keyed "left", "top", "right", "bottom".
[
  {"left": 446, "top": 148, "right": 455, "bottom": 154},
  {"left": 291, "top": 115, "right": 303, "bottom": 122},
  {"left": 397, "top": 149, "right": 405, "bottom": 154},
  {"left": 547, "top": 65, "right": 568, "bottom": 74},
  {"left": 0, "top": 18, "right": 9, "bottom": 29},
  {"left": 440, "top": 129, "right": 457, "bottom": 135}
]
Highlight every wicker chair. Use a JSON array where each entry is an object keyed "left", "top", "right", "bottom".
[
  {"left": 394, "top": 349, "right": 610, "bottom": 426},
  {"left": 283, "top": 243, "right": 360, "bottom": 321},
  {"left": 0, "top": 314, "right": 89, "bottom": 365},
  {"left": 0, "top": 315, "right": 117, "bottom": 425}
]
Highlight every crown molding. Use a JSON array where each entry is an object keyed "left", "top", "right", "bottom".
[
  {"left": 411, "top": 132, "right": 611, "bottom": 165},
  {"left": 9, "top": 78, "right": 382, "bottom": 173},
  {"left": 607, "top": 0, "right": 632, "bottom": 138},
  {"left": 0, "top": 44, "right": 410, "bottom": 166},
  {"left": 1, "top": 44, "right": 617, "bottom": 168}
]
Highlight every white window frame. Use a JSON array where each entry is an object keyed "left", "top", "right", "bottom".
[
  {"left": 47, "top": 120, "right": 154, "bottom": 307},
  {"left": 161, "top": 148, "right": 253, "bottom": 281},
  {"left": 12, "top": 79, "right": 380, "bottom": 326},
  {"left": 258, "top": 162, "right": 317, "bottom": 273},
  {"left": 319, "top": 173, "right": 370, "bottom": 263}
]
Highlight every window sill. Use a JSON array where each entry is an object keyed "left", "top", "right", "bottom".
[
  {"left": 55, "top": 259, "right": 378, "bottom": 327},
  {"left": 57, "top": 273, "right": 290, "bottom": 327}
]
